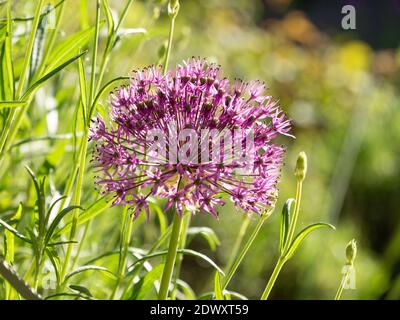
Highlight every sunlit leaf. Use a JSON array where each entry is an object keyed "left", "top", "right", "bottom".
[
  {"left": 129, "top": 264, "right": 163, "bottom": 300},
  {"left": 69, "top": 284, "right": 93, "bottom": 297},
  {"left": 188, "top": 227, "right": 220, "bottom": 251},
  {"left": 214, "top": 272, "right": 224, "bottom": 300},
  {"left": 65, "top": 265, "right": 117, "bottom": 282},
  {"left": 283, "top": 223, "right": 335, "bottom": 260},
  {"left": 279, "top": 198, "right": 294, "bottom": 254}
]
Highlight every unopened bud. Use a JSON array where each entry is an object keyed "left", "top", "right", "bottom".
[
  {"left": 295, "top": 151, "right": 307, "bottom": 182},
  {"left": 168, "top": 0, "right": 180, "bottom": 18},
  {"left": 346, "top": 239, "right": 357, "bottom": 265}
]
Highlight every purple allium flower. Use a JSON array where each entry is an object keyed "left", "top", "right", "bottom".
[{"left": 90, "top": 58, "right": 292, "bottom": 218}]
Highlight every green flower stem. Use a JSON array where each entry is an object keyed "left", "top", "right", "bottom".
[
  {"left": 260, "top": 177, "right": 304, "bottom": 299},
  {"left": 260, "top": 257, "right": 285, "bottom": 300},
  {"left": 162, "top": 6, "right": 178, "bottom": 74},
  {"left": 335, "top": 263, "right": 354, "bottom": 300},
  {"left": 283, "top": 179, "right": 303, "bottom": 253},
  {"left": 222, "top": 211, "right": 272, "bottom": 290},
  {"left": 224, "top": 214, "right": 251, "bottom": 273},
  {"left": 58, "top": 133, "right": 88, "bottom": 289},
  {"left": 110, "top": 206, "right": 133, "bottom": 299},
  {"left": 95, "top": 0, "right": 134, "bottom": 94},
  {"left": 170, "top": 212, "right": 191, "bottom": 299},
  {"left": 334, "top": 271, "right": 349, "bottom": 300},
  {"left": 158, "top": 211, "right": 184, "bottom": 300}
]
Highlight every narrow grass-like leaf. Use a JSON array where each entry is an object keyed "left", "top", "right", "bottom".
[
  {"left": 279, "top": 198, "right": 294, "bottom": 254},
  {"left": 127, "top": 249, "right": 225, "bottom": 276},
  {"left": 89, "top": 76, "right": 130, "bottom": 119},
  {"left": 0, "top": 218, "right": 31, "bottom": 243},
  {"left": 57, "top": 195, "right": 111, "bottom": 235},
  {"left": 46, "top": 248, "right": 61, "bottom": 284},
  {"left": 69, "top": 285, "right": 93, "bottom": 297},
  {"left": 283, "top": 223, "right": 336, "bottom": 260},
  {"left": 44, "top": 205, "right": 82, "bottom": 246},
  {"left": 176, "top": 279, "right": 196, "bottom": 300},
  {"left": 45, "top": 292, "right": 92, "bottom": 300},
  {"left": 0, "top": 101, "right": 27, "bottom": 109},
  {"left": 65, "top": 265, "right": 117, "bottom": 282},
  {"left": 129, "top": 264, "right": 163, "bottom": 300},
  {"left": 25, "top": 166, "right": 46, "bottom": 237},
  {"left": 23, "top": 50, "right": 88, "bottom": 99},
  {"left": 214, "top": 272, "right": 224, "bottom": 300},
  {"left": 3, "top": 3, "right": 14, "bottom": 99},
  {"left": 188, "top": 227, "right": 220, "bottom": 251},
  {"left": 102, "top": 0, "right": 115, "bottom": 38},
  {"left": 77, "top": 53, "right": 88, "bottom": 126},
  {"left": 149, "top": 202, "right": 166, "bottom": 235},
  {"left": 29, "top": 4, "right": 48, "bottom": 82},
  {"left": 43, "top": 26, "right": 95, "bottom": 74}
]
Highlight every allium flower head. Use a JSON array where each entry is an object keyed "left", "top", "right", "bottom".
[{"left": 90, "top": 58, "right": 292, "bottom": 219}]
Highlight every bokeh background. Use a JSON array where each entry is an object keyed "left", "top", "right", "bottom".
[{"left": 1, "top": 0, "right": 400, "bottom": 299}]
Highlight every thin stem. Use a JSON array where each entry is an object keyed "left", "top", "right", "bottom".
[
  {"left": 170, "top": 212, "right": 191, "bottom": 299},
  {"left": 282, "top": 180, "right": 303, "bottom": 254},
  {"left": 70, "top": 219, "right": 92, "bottom": 271},
  {"left": 224, "top": 214, "right": 251, "bottom": 273},
  {"left": 260, "top": 257, "right": 285, "bottom": 300},
  {"left": 222, "top": 212, "right": 272, "bottom": 290},
  {"left": 110, "top": 206, "right": 133, "bottom": 299},
  {"left": 88, "top": 0, "right": 101, "bottom": 105},
  {"left": 158, "top": 211, "right": 183, "bottom": 300},
  {"left": 334, "top": 267, "right": 350, "bottom": 300},
  {"left": 162, "top": 13, "right": 176, "bottom": 74},
  {"left": 95, "top": 0, "right": 134, "bottom": 93},
  {"left": 58, "top": 134, "right": 88, "bottom": 288}
]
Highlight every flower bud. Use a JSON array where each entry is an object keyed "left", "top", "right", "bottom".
[
  {"left": 168, "top": 0, "right": 180, "bottom": 18},
  {"left": 294, "top": 151, "right": 307, "bottom": 182},
  {"left": 346, "top": 239, "right": 357, "bottom": 265}
]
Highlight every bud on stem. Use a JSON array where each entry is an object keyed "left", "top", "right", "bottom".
[
  {"left": 295, "top": 151, "right": 307, "bottom": 182},
  {"left": 168, "top": 0, "right": 180, "bottom": 18},
  {"left": 346, "top": 239, "right": 357, "bottom": 265}
]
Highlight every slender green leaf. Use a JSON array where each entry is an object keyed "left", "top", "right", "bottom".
[
  {"left": 57, "top": 195, "right": 111, "bottom": 235},
  {"left": 0, "top": 218, "right": 31, "bottom": 243},
  {"left": 46, "top": 248, "right": 60, "bottom": 284},
  {"left": 188, "top": 227, "right": 220, "bottom": 251},
  {"left": 23, "top": 50, "right": 88, "bottom": 99},
  {"left": 89, "top": 76, "right": 130, "bottom": 119},
  {"left": 43, "top": 26, "right": 95, "bottom": 74},
  {"left": 102, "top": 0, "right": 115, "bottom": 37},
  {"left": 279, "top": 198, "right": 294, "bottom": 254},
  {"left": 77, "top": 53, "right": 88, "bottom": 126},
  {"left": 283, "top": 223, "right": 336, "bottom": 260},
  {"left": 149, "top": 202, "right": 166, "bottom": 235},
  {"left": 214, "top": 272, "right": 224, "bottom": 300},
  {"left": 45, "top": 205, "right": 82, "bottom": 246},
  {"left": 176, "top": 279, "right": 196, "bottom": 300},
  {"left": 127, "top": 249, "right": 225, "bottom": 276},
  {"left": 129, "top": 264, "right": 163, "bottom": 300},
  {"left": 45, "top": 292, "right": 92, "bottom": 300},
  {"left": 65, "top": 265, "right": 117, "bottom": 282},
  {"left": 69, "top": 285, "right": 93, "bottom": 297},
  {"left": 29, "top": 4, "right": 49, "bottom": 82}
]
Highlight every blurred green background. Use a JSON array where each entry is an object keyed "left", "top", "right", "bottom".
[{"left": 1, "top": 0, "right": 400, "bottom": 299}]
